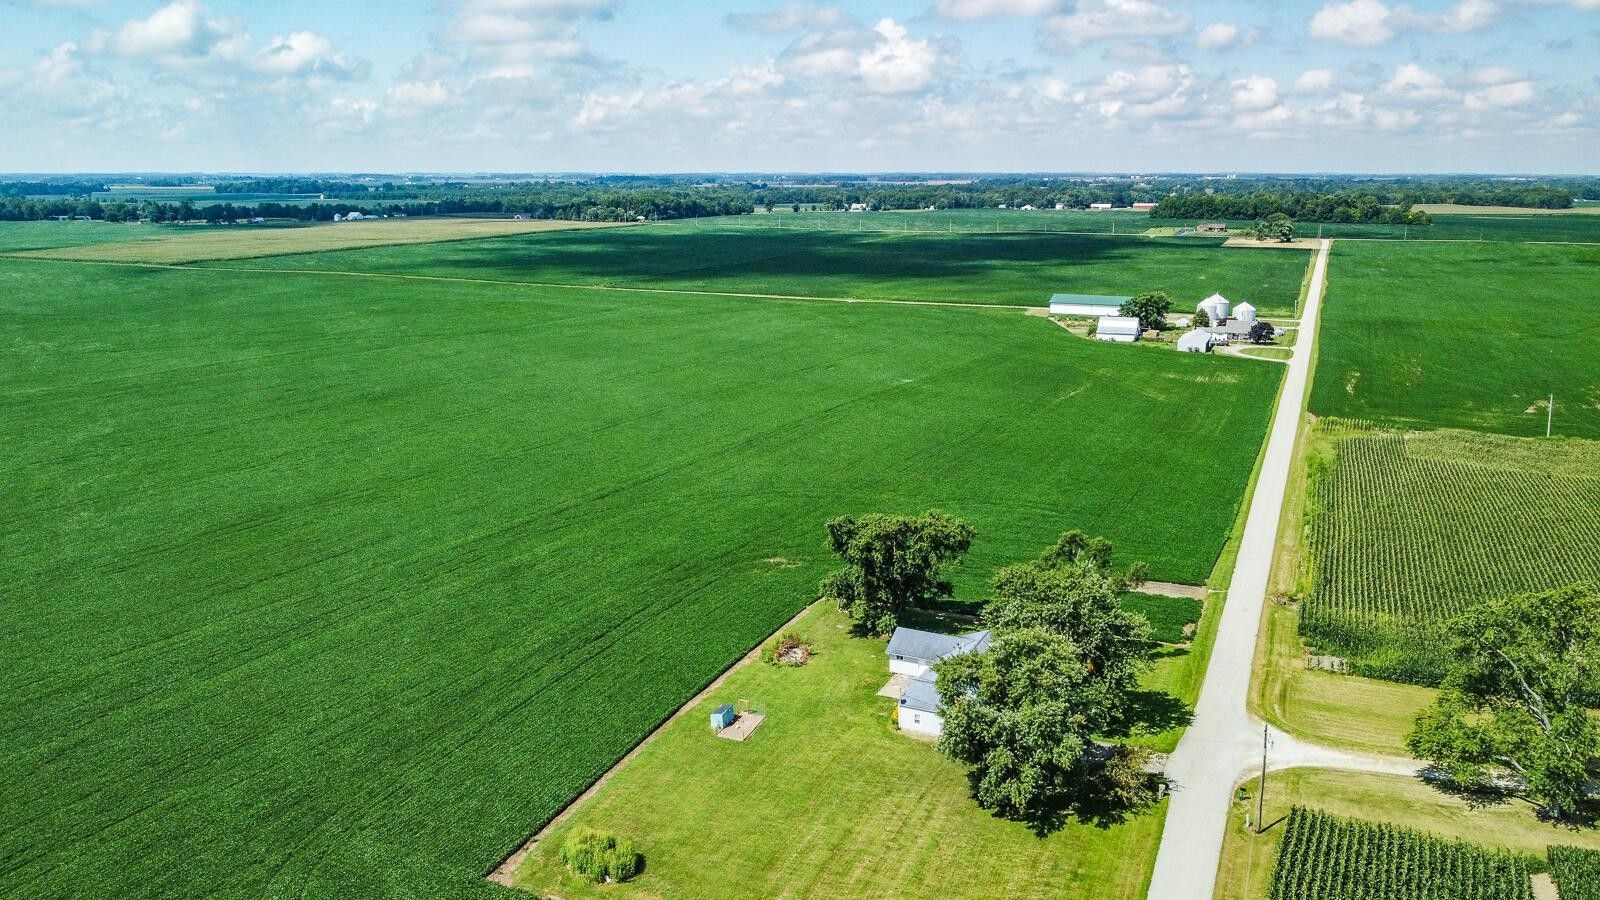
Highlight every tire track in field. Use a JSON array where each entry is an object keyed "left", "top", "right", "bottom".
[{"left": 0, "top": 255, "right": 1042, "bottom": 312}]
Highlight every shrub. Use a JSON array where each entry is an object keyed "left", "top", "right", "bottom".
[
  {"left": 559, "top": 828, "right": 643, "bottom": 883},
  {"left": 762, "top": 630, "right": 811, "bottom": 666}
]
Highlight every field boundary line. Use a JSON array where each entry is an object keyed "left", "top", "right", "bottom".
[
  {"left": 485, "top": 598, "right": 824, "bottom": 887},
  {"left": 0, "top": 255, "right": 1045, "bottom": 312}
]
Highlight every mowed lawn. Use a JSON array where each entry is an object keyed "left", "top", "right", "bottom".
[
  {"left": 513, "top": 604, "right": 1165, "bottom": 900},
  {"left": 208, "top": 223, "right": 1313, "bottom": 315},
  {"left": 0, "top": 257, "right": 1280, "bottom": 899},
  {"left": 1311, "top": 240, "right": 1600, "bottom": 438}
]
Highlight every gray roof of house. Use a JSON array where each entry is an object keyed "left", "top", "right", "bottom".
[
  {"left": 886, "top": 627, "right": 992, "bottom": 664},
  {"left": 1210, "top": 320, "right": 1258, "bottom": 336},
  {"left": 900, "top": 670, "right": 942, "bottom": 713}
]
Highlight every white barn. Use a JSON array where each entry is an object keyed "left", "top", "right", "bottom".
[
  {"left": 886, "top": 627, "right": 992, "bottom": 738},
  {"left": 1049, "top": 293, "right": 1131, "bottom": 318},
  {"left": 1095, "top": 316, "right": 1142, "bottom": 343},
  {"left": 1197, "top": 293, "right": 1230, "bottom": 323},
  {"left": 1177, "top": 330, "right": 1215, "bottom": 353}
]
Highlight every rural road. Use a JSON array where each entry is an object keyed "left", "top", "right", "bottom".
[{"left": 1144, "top": 240, "right": 1423, "bottom": 900}]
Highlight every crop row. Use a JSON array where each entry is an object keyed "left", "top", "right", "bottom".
[
  {"left": 1548, "top": 846, "right": 1600, "bottom": 900},
  {"left": 1301, "top": 423, "right": 1600, "bottom": 683},
  {"left": 1269, "top": 807, "right": 1534, "bottom": 900}
]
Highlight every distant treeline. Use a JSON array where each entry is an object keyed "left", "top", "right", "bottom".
[
  {"left": 0, "top": 191, "right": 752, "bottom": 224},
  {"left": 1152, "top": 192, "right": 1432, "bottom": 225},
  {"left": 0, "top": 181, "right": 107, "bottom": 198},
  {"left": 2, "top": 173, "right": 1594, "bottom": 223}
]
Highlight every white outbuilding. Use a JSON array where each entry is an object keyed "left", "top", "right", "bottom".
[
  {"left": 1049, "top": 293, "right": 1131, "bottom": 317},
  {"left": 1177, "top": 330, "right": 1215, "bottom": 353},
  {"left": 1197, "top": 293, "right": 1230, "bottom": 323},
  {"left": 1095, "top": 316, "right": 1142, "bottom": 343},
  {"left": 1234, "top": 301, "right": 1257, "bottom": 323}
]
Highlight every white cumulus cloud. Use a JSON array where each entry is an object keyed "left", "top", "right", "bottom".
[
  {"left": 1195, "top": 22, "right": 1240, "bottom": 49},
  {"left": 1042, "top": 0, "right": 1193, "bottom": 50},
  {"left": 1294, "top": 68, "right": 1338, "bottom": 93},
  {"left": 857, "top": 19, "right": 942, "bottom": 94}
]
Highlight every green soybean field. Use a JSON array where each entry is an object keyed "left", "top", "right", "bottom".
[
  {"left": 1301, "top": 422, "right": 1600, "bottom": 684},
  {"left": 1269, "top": 808, "right": 1535, "bottom": 900},
  {"left": 1, "top": 247, "right": 1280, "bottom": 899}
]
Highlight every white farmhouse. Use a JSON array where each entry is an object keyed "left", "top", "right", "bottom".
[
  {"left": 886, "top": 627, "right": 992, "bottom": 738},
  {"left": 1197, "top": 293, "right": 1230, "bottom": 323},
  {"left": 1095, "top": 316, "right": 1142, "bottom": 343},
  {"left": 1049, "top": 293, "right": 1131, "bottom": 318}
]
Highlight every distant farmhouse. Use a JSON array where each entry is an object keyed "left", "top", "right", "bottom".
[
  {"left": 1198, "top": 223, "right": 1228, "bottom": 233},
  {"left": 886, "top": 627, "right": 992, "bottom": 738},
  {"left": 1049, "top": 293, "right": 1131, "bottom": 317}
]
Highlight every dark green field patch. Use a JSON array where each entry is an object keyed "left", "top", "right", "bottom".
[
  {"left": 1121, "top": 592, "right": 1203, "bottom": 644},
  {"left": 208, "top": 223, "right": 1313, "bottom": 315}
]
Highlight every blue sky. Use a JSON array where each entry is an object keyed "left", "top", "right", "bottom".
[{"left": 2, "top": 0, "right": 1597, "bottom": 173}]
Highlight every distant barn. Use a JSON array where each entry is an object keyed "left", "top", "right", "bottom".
[
  {"left": 1095, "top": 316, "right": 1142, "bottom": 343},
  {"left": 1049, "top": 293, "right": 1131, "bottom": 317}
]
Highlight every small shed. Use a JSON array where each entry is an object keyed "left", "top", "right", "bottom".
[
  {"left": 1199, "top": 223, "right": 1228, "bottom": 233},
  {"left": 1234, "top": 301, "right": 1257, "bottom": 323},
  {"left": 1177, "top": 330, "right": 1213, "bottom": 353},
  {"left": 1049, "top": 293, "right": 1131, "bottom": 318},
  {"left": 710, "top": 704, "right": 736, "bottom": 730},
  {"left": 1197, "top": 293, "right": 1230, "bottom": 323},
  {"left": 1095, "top": 316, "right": 1141, "bottom": 343}
]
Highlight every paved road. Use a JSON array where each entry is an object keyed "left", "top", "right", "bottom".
[{"left": 1144, "top": 241, "right": 1423, "bottom": 900}]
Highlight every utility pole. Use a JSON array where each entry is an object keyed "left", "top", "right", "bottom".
[
  {"left": 1255, "top": 724, "right": 1270, "bottom": 834},
  {"left": 1548, "top": 394, "right": 1555, "bottom": 437}
]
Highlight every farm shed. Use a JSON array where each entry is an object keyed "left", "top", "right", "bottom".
[
  {"left": 1049, "top": 293, "right": 1131, "bottom": 318},
  {"left": 710, "top": 704, "right": 735, "bottom": 730},
  {"left": 1199, "top": 223, "right": 1228, "bottom": 233},
  {"left": 1095, "top": 316, "right": 1142, "bottom": 343},
  {"left": 1197, "top": 293, "right": 1230, "bottom": 323},
  {"left": 1090, "top": 203, "right": 1114, "bottom": 210},
  {"left": 1178, "top": 330, "right": 1214, "bottom": 353},
  {"left": 1132, "top": 202, "right": 1157, "bottom": 211}
]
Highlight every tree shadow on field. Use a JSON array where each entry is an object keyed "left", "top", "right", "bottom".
[
  {"left": 1103, "top": 690, "right": 1193, "bottom": 739},
  {"left": 399, "top": 226, "right": 1146, "bottom": 293}
]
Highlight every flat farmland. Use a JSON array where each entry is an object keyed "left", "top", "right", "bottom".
[
  {"left": 0, "top": 220, "right": 166, "bottom": 253},
  {"left": 1301, "top": 423, "right": 1600, "bottom": 684},
  {"left": 1310, "top": 241, "right": 1600, "bottom": 439},
  {"left": 12, "top": 217, "right": 629, "bottom": 264},
  {"left": 211, "top": 223, "right": 1314, "bottom": 315},
  {"left": 1, "top": 256, "right": 1281, "bottom": 899}
]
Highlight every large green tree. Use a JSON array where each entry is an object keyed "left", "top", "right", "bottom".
[
  {"left": 1118, "top": 291, "right": 1173, "bottom": 331},
  {"left": 935, "top": 627, "right": 1111, "bottom": 822},
  {"left": 1407, "top": 585, "right": 1600, "bottom": 822},
  {"left": 817, "top": 510, "right": 974, "bottom": 635},
  {"left": 983, "top": 531, "right": 1153, "bottom": 712},
  {"left": 1255, "top": 212, "right": 1296, "bottom": 242}
]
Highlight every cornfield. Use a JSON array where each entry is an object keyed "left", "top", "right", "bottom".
[
  {"left": 1301, "top": 421, "right": 1600, "bottom": 683},
  {"left": 1548, "top": 845, "right": 1600, "bottom": 900},
  {"left": 1269, "top": 808, "right": 1534, "bottom": 900}
]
